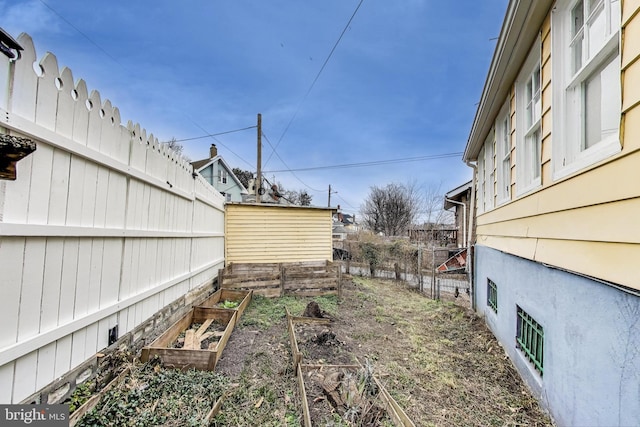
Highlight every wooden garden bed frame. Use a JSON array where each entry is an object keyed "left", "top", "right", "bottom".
[
  {"left": 297, "top": 364, "right": 415, "bottom": 427},
  {"left": 198, "top": 288, "right": 252, "bottom": 319},
  {"left": 140, "top": 307, "right": 236, "bottom": 370},
  {"left": 286, "top": 308, "right": 414, "bottom": 426},
  {"left": 285, "top": 307, "right": 332, "bottom": 370}
]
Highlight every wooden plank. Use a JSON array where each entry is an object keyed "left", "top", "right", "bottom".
[
  {"left": 68, "top": 367, "right": 130, "bottom": 427},
  {"left": 297, "top": 364, "right": 312, "bottom": 427},
  {"left": 223, "top": 280, "right": 282, "bottom": 289},
  {"left": 284, "top": 280, "right": 338, "bottom": 290},
  {"left": 290, "top": 316, "right": 332, "bottom": 325},
  {"left": 145, "top": 347, "right": 217, "bottom": 371},
  {"left": 184, "top": 330, "right": 197, "bottom": 350},
  {"left": 192, "top": 307, "right": 234, "bottom": 325},
  {"left": 285, "top": 290, "right": 339, "bottom": 298},
  {"left": 214, "top": 312, "right": 236, "bottom": 363},
  {"left": 288, "top": 309, "right": 303, "bottom": 370},
  {"left": 204, "top": 395, "right": 226, "bottom": 424},
  {"left": 223, "top": 273, "right": 281, "bottom": 283},
  {"left": 148, "top": 310, "right": 194, "bottom": 349},
  {"left": 374, "top": 376, "right": 416, "bottom": 427}
]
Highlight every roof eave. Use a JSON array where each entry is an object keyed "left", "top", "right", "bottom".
[{"left": 464, "top": 0, "right": 553, "bottom": 161}]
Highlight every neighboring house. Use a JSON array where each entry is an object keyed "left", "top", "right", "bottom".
[
  {"left": 443, "top": 180, "right": 472, "bottom": 248},
  {"left": 463, "top": 1, "right": 640, "bottom": 425},
  {"left": 332, "top": 205, "right": 359, "bottom": 237},
  {"left": 192, "top": 144, "right": 248, "bottom": 202}
]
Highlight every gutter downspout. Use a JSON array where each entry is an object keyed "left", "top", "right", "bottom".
[
  {"left": 444, "top": 197, "right": 466, "bottom": 251},
  {"left": 465, "top": 159, "right": 477, "bottom": 311}
]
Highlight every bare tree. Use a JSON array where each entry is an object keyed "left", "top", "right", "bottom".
[
  {"left": 421, "top": 182, "right": 453, "bottom": 226},
  {"left": 361, "top": 182, "right": 421, "bottom": 236},
  {"left": 164, "top": 137, "right": 190, "bottom": 161}
]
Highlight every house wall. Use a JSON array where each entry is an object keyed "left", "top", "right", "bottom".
[
  {"left": 0, "top": 34, "right": 225, "bottom": 403},
  {"left": 474, "top": 245, "right": 640, "bottom": 426},
  {"left": 474, "top": 1, "right": 640, "bottom": 291},
  {"left": 199, "top": 162, "right": 245, "bottom": 202},
  {"left": 225, "top": 203, "right": 333, "bottom": 263}
]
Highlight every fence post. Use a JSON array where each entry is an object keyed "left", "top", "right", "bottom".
[{"left": 431, "top": 249, "right": 436, "bottom": 299}]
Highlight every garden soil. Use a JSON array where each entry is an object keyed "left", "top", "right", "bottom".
[{"left": 212, "top": 275, "right": 554, "bottom": 426}]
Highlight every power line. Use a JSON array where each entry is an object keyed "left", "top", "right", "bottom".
[
  {"left": 39, "top": 0, "right": 125, "bottom": 69},
  {"left": 261, "top": 132, "right": 324, "bottom": 192},
  {"left": 263, "top": 152, "right": 463, "bottom": 173},
  {"left": 264, "top": 0, "right": 366, "bottom": 168},
  {"left": 162, "top": 126, "right": 257, "bottom": 144},
  {"left": 38, "top": 0, "right": 258, "bottom": 170}
]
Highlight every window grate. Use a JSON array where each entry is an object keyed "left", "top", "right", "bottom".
[
  {"left": 487, "top": 279, "right": 498, "bottom": 313},
  {"left": 516, "top": 307, "right": 544, "bottom": 375}
]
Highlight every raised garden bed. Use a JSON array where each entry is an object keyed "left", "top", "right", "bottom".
[
  {"left": 297, "top": 363, "right": 415, "bottom": 427},
  {"left": 198, "top": 288, "right": 252, "bottom": 319},
  {"left": 140, "top": 307, "right": 236, "bottom": 370},
  {"left": 70, "top": 361, "right": 229, "bottom": 427}
]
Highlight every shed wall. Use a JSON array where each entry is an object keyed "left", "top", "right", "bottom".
[{"left": 225, "top": 204, "right": 332, "bottom": 264}]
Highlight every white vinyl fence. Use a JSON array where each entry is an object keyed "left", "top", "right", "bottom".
[{"left": 0, "top": 33, "right": 225, "bottom": 403}]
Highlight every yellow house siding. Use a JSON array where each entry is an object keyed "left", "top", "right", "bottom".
[
  {"left": 225, "top": 204, "right": 333, "bottom": 264},
  {"left": 622, "top": 0, "right": 640, "bottom": 25}
]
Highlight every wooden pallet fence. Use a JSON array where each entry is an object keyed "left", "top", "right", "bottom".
[
  {"left": 220, "top": 261, "right": 341, "bottom": 297},
  {"left": 140, "top": 307, "right": 236, "bottom": 371},
  {"left": 297, "top": 364, "right": 415, "bottom": 427},
  {"left": 198, "top": 288, "right": 252, "bottom": 319}
]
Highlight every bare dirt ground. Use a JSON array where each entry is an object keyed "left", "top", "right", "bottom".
[{"left": 212, "top": 275, "right": 555, "bottom": 426}]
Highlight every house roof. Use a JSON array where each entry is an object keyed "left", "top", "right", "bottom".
[
  {"left": 191, "top": 155, "right": 249, "bottom": 194},
  {"left": 463, "top": 0, "right": 553, "bottom": 161},
  {"left": 444, "top": 180, "right": 472, "bottom": 210}
]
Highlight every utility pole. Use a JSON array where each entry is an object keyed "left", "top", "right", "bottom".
[
  {"left": 328, "top": 184, "right": 331, "bottom": 207},
  {"left": 256, "top": 113, "right": 262, "bottom": 204}
]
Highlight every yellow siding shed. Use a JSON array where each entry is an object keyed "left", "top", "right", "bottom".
[{"left": 225, "top": 203, "right": 333, "bottom": 264}]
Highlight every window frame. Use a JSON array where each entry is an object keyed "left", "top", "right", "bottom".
[
  {"left": 218, "top": 168, "right": 228, "bottom": 184},
  {"left": 515, "top": 38, "right": 543, "bottom": 195},
  {"left": 516, "top": 306, "right": 544, "bottom": 376},
  {"left": 477, "top": 146, "right": 486, "bottom": 214},
  {"left": 551, "top": 0, "right": 621, "bottom": 180},
  {"left": 496, "top": 101, "right": 511, "bottom": 205},
  {"left": 487, "top": 278, "right": 498, "bottom": 314},
  {"left": 484, "top": 130, "right": 495, "bottom": 211}
]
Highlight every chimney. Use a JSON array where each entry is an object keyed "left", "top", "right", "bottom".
[{"left": 209, "top": 144, "right": 217, "bottom": 158}]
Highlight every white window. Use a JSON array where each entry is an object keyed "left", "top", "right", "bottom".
[
  {"left": 477, "top": 146, "right": 485, "bottom": 213},
  {"left": 516, "top": 39, "right": 542, "bottom": 194},
  {"left": 552, "top": 0, "right": 621, "bottom": 179},
  {"left": 225, "top": 193, "right": 232, "bottom": 202},
  {"left": 218, "top": 169, "right": 228, "bottom": 184},
  {"left": 496, "top": 101, "right": 511, "bottom": 204},
  {"left": 485, "top": 131, "right": 495, "bottom": 211}
]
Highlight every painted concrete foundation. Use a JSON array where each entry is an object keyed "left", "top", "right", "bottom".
[{"left": 474, "top": 245, "right": 640, "bottom": 427}]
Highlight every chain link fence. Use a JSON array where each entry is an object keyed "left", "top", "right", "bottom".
[{"left": 334, "top": 235, "right": 470, "bottom": 305}]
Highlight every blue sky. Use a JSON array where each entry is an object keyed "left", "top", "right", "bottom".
[{"left": 1, "top": 0, "right": 508, "bottom": 216}]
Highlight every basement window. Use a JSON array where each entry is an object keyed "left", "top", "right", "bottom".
[
  {"left": 516, "top": 306, "right": 544, "bottom": 376},
  {"left": 487, "top": 279, "right": 498, "bottom": 313}
]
